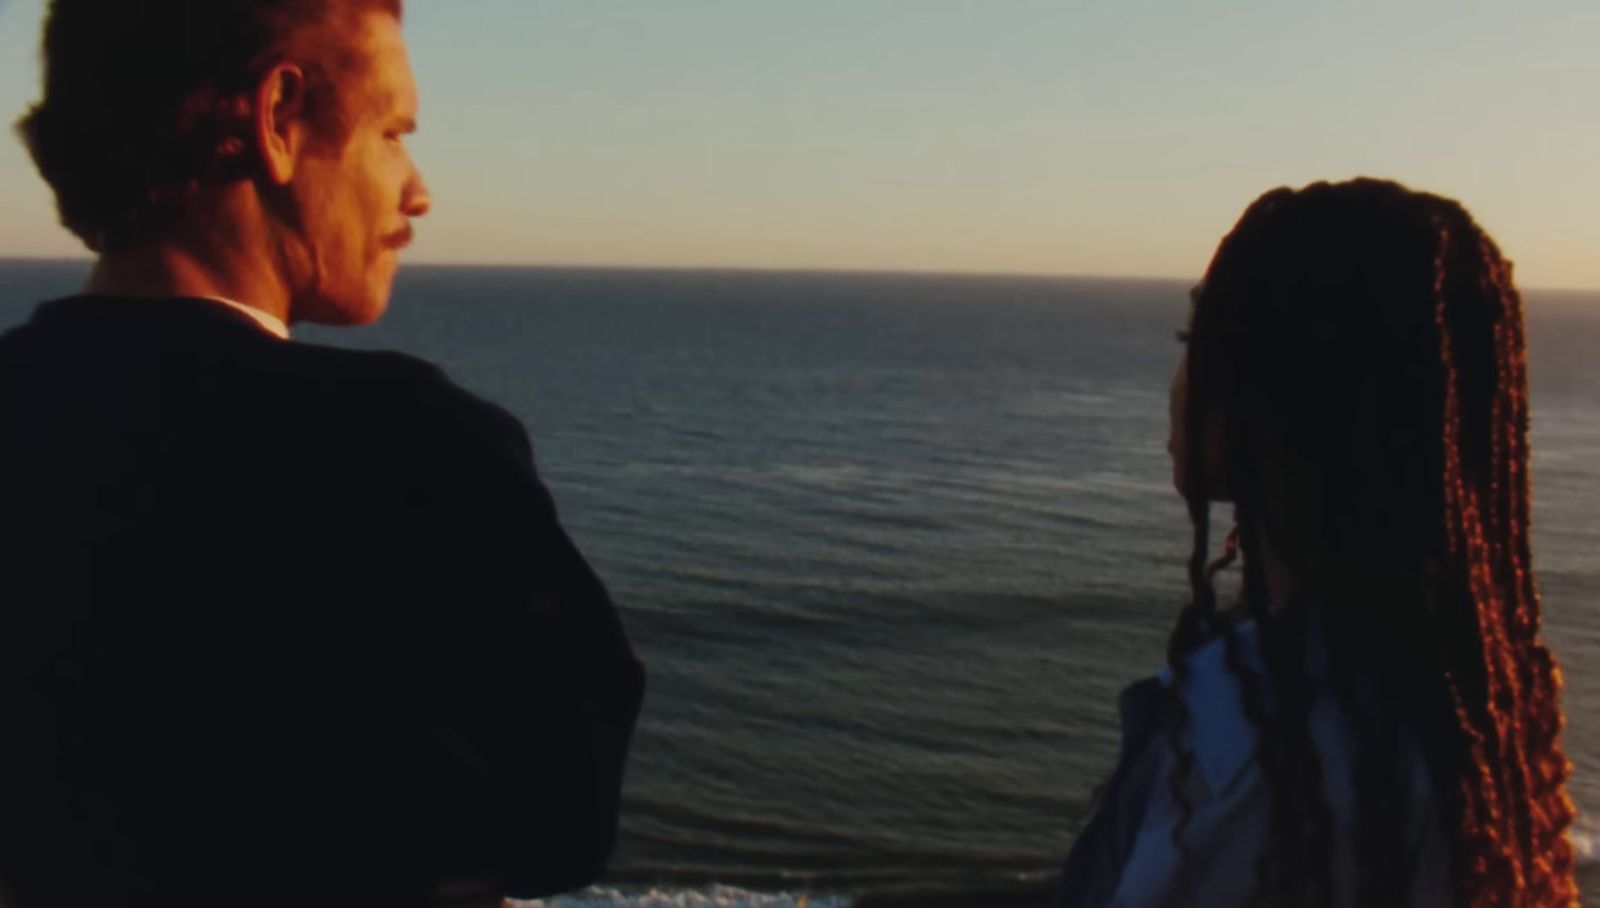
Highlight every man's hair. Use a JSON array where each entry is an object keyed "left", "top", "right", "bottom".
[
  {"left": 1168, "top": 178, "right": 1576, "bottom": 907},
  {"left": 15, "top": 0, "right": 403, "bottom": 252}
]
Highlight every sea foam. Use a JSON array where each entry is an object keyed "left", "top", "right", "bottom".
[{"left": 514, "top": 885, "right": 847, "bottom": 908}]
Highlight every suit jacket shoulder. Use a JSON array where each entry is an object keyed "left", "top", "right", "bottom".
[{"left": 0, "top": 295, "right": 642, "bottom": 907}]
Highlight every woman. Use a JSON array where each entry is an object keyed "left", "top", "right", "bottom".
[{"left": 1059, "top": 179, "right": 1577, "bottom": 907}]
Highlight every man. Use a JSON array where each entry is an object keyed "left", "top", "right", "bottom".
[{"left": 0, "top": 2, "right": 644, "bottom": 906}]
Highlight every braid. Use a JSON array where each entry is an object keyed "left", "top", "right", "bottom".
[
  {"left": 1429, "top": 202, "right": 1577, "bottom": 907},
  {"left": 1333, "top": 636, "right": 1412, "bottom": 908},
  {"left": 1236, "top": 492, "right": 1335, "bottom": 908},
  {"left": 1159, "top": 345, "right": 1223, "bottom": 894},
  {"left": 1226, "top": 516, "right": 1283, "bottom": 908},
  {"left": 1171, "top": 178, "right": 1577, "bottom": 908}
]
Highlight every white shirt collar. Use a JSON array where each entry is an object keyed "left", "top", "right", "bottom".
[{"left": 195, "top": 295, "right": 290, "bottom": 340}]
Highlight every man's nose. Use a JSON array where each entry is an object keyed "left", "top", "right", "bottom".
[{"left": 404, "top": 168, "right": 431, "bottom": 218}]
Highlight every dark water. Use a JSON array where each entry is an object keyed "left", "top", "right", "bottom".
[{"left": 1, "top": 260, "right": 1596, "bottom": 906}]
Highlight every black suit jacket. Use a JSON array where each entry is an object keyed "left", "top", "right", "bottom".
[{"left": 0, "top": 296, "right": 644, "bottom": 908}]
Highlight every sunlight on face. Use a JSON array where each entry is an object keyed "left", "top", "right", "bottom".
[
  {"left": 1169, "top": 347, "right": 1188, "bottom": 497},
  {"left": 1169, "top": 283, "right": 1200, "bottom": 497},
  {"left": 1169, "top": 282, "right": 1230, "bottom": 501},
  {"left": 288, "top": 12, "right": 431, "bottom": 326}
]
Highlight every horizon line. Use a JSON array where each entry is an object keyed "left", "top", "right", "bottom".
[{"left": 2, "top": 255, "right": 1597, "bottom": 296}]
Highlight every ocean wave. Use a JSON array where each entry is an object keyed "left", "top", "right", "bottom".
[{"left": 514, "top": 886, "right": 846, "bottom": 908}]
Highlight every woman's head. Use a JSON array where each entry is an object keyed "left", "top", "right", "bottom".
[
  {"left": 1170, "top": 178, "right": 1575, "bottom": 906},
  {"left": 1178, "top": 180, "right": 1475, "bottom": 599}
]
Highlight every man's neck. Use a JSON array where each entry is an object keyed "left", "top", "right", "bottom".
[{"left": 85, "top": 239, "right": 292, "bottom": 325}]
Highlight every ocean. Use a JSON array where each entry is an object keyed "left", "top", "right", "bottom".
[{"left": 1, "top": 260, "right": 1595, "bottom": 906}]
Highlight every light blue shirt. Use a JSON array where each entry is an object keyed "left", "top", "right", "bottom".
[{"left": 1073, "top": 621, "right": 1452, "bottom": 908}]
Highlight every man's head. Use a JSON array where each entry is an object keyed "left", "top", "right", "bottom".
[{"left": 16, "top": 0, "right": 430, "bottom": 324}]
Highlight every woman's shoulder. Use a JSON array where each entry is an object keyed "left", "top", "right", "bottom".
[
  {"left": 1161, "top": 617, "right": 1436, "bottom": 801},
  {"left": 1060, "top": 620, "right": 1452, "bottom": 907}
]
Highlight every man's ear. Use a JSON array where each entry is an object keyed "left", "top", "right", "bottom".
[{"left": 254, "top": 64, "right": 311, "bottom": 186}]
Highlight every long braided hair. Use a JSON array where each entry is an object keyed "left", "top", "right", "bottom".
[{"left": 1166, "top": 178, "right": 1576, "bottom": 906}]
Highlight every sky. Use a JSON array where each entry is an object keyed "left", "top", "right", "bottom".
[{"left": 1, "top": 0, "right": 1598, "bottom": 288}]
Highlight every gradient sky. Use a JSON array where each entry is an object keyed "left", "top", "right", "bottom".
[{"left": 2, "top": 0, "right": 1597, "bottom": 288}]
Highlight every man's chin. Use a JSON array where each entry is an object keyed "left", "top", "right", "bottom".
[{"left": 292, "top": 291, "right": 391, "bottom": 327}]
